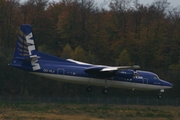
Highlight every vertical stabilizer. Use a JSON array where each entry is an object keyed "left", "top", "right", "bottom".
[
  {"left": 10, "top": 24, "right": 40, "bottom": 71},
  {"left": 14, "top": 24, "right": 38, "bottom": 58}
]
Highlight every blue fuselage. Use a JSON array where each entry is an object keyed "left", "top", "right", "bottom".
[{"left": 13, "top": 58, "right": 171, "bottom": 91}]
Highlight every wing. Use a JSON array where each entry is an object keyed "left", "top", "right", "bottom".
[
  {"left": 100, "top": 65, "right": 140, "bottom": 71},
  {"left": 84, "top": 65, "right": 140, "bottom": 77}
]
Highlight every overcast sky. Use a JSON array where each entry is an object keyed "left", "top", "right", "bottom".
[
  {"left": 20, "top": 0, "right": 180, "bottom": 7},
  {"left": 138, "top": 0, "right": 179, "bottom": 7}
]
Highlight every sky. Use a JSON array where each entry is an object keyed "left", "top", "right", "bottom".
[
  {"left": 20, "top": 0, "right": 180, "bottom": 8},
  {"left": 138, "top": 0, "right": 179, "bottom": 7}
]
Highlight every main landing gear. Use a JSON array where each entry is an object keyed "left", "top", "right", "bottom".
[
  {"left": 86, "top": 86, "right": 92, "bottom": 92},
  {"left": 86, "top": 78, "right": 113, "bottom": 94},
  {"left": 102, "top": 78, "right": 112, "bottom": 94},
  {"left": 158, "top": 89, "right": 164, "bottom": 99},
  {"left": 86, "top": 85, "right": 109, "bottom": 94},
  {"left": 102, "top": 88, "right": 109, "bottom": 94}
]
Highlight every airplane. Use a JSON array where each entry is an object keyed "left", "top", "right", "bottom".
[{"left": 9, "top": 24, "right": 173, "bottom": 99}]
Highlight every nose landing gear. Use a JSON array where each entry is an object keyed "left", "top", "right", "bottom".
[{"left": 158, "top": 89, "right": 164, "bottom": 99}]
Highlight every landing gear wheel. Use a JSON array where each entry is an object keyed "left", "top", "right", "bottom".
[
  {"left": 158, "top": 95, "right": 162, "bottom": 99},
  {"left": 102, "top": 88, "right": 109, "bottom": 94},
  {"left": 158, "top": 89, "right": 164, "bottom": 99},
  {"left": 158, "top": 93, "right": 162, "bottom": 99},
  {"left": 86, "top": 86, "right": 92, "bottom": 92}
]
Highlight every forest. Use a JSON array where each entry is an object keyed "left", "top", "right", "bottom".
[{"left": 0, "top": 0, "right": 180, "bottom": 98}]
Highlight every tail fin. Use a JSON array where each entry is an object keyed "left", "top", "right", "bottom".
[
  {"left": 14, "top": 24, "right": 38, "bottom": 58},
  {"left": 10, "top": 24, "right": 41, "bottom": 71}
]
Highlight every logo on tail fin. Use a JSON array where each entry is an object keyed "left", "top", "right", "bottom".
[
  {"left": 26, "top": 32, "right": 35, "bottom": 56},
  {"left": 17, "top": 25, "right": 41, "bottom": 71}
]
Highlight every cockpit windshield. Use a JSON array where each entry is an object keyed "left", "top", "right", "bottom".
[{"left": 153, "top": 75, "right": 159, "bottom": 80}]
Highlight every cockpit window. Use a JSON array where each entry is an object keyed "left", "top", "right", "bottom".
[{"left": 153, "top": 76, "right": 159, "bottom": 80}]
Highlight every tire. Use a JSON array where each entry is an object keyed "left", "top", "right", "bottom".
[
  {"left": 86, "top": 86, "right": 92, "bottom": 92},
  {"left": 158, "top": 95, "right": 162, "bottom": 99},
  {"left": 102, "top": 88, "right": 109, "bottom": 94}
]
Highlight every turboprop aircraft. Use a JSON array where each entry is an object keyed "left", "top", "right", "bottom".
[{"left": 9, "top": 24, "right": 173, "bottom": 99}]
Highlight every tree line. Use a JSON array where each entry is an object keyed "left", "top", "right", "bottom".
[{"left": 0, "top": 0, "right": 180, "bottom": 97}]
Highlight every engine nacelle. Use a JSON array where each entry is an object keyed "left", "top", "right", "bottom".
[{"left": 116, "top": 69, "right": 135, "bottom": 78}]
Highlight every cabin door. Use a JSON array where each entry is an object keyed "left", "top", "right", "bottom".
[
  {"left": 57, "top": 68, "right": 65, "bottom": 77},
  {"left": 143, "top": 78, "right": 148, "bottom": 88}
]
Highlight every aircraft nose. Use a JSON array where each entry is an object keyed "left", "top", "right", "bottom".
[{"left": 161, "top": 80, "right": 173, "bottom": 88}]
